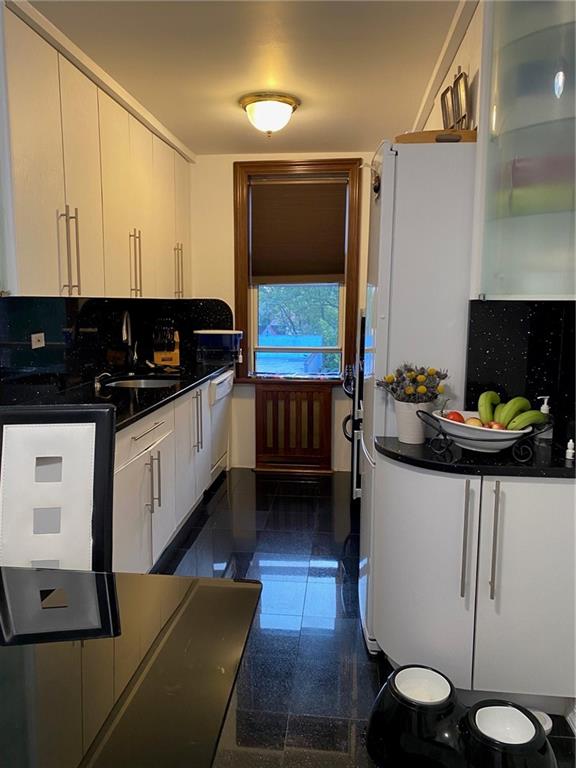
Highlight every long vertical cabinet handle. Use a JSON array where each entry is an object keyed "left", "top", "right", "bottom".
[
  {"left": 489, "top": 481, "right": 501, "bottom": 600},
  {"left": 174, "top": 245, "right": 180, "bottom": 297},
  {"left": 352, "top": 430, "right": 362, "bottom": 500},
  {"left": 137, "top": 230, "right": 143, "bottom": 296},
  {"left": 194, "top": 392, "right": 200, "bottom": 451},
  {"left": 199, "top": 389, "right": 204, "bottom": 450},
  {"left": 129, "top": 230, "right": 137, "bottom": 296},
  {"left": 179, "top": 244, "right": 185, "bottom": 297},
  {"left": 59, "top": 205, "right": 72, "bottom": 295},
  {"left": 460, "top": 479, "right": 471, "bottom": 598},
  {"left": 155, "top": 450, "right": 162, "bottom": 508},
  {"left": 69, "top": 207, "right": 81, "bottom": 295},
  {"left": 147, "top": 452, "right": 155, "bottom": 514}
]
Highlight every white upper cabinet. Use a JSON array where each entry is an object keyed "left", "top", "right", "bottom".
[
  {"left": 98, "top": 90, "right": 132, "bottom": 297},
  {"left": 174, "top": 152, "right": 192, "bottom": 297},
  {"left": 152, "top": 135, "right": 176, "bottom": 298},
  {"left": 128, "top": 115, "right": 155, "bottom": 297},
  {"left": 58, "top": 56, "right": 105, "bottom": 297},
  {"left": 4, "top": 10, "right": 65, "bottom": 296}
]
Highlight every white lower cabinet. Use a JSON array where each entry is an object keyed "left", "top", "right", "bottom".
[
  {"left": 373, "top": 455, "right": 576, "bottom": 698},
  {"left": 175, "top": 391, "right": 201, "bottom": 526},
  {"left": 149, "top": 430, "right": 176, "bottom": 562},
  {"left": 112, "top": 448, "right": 153, "bottom": 573},
  {"left": 195, "top": 382, "right": 213, "bottom": 497},
  {"left": 373, "top": 457, "right": 481, "bottom": 689},
  {"left": 474, "top": 477, "right": 575, "bottom": 697}
]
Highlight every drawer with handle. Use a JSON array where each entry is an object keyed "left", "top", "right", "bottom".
[{"left": 115, "top": 402, "right": 175, "bottom": 470}]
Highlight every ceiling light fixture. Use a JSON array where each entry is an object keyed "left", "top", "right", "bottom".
[{"left": 239, "top": 92, "right": 300, "bottom": 136}]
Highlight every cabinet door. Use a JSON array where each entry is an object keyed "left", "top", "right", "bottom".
[
  {"left": 112, "top": 449, "right": 153, "bottom": 573},
  {"left": 150, "top": 430, "right": 176, "bottom": 563},
  {"left": 194, "top": 383, "right": 213, "bottom": 498},
  {"left": 59, "top": 56, "right": 105, "bottom": 297},
  {"left": 99, "top": 90, "right": 132, "bottom": 297},
  {"left": 373, "top": 457, "right": 480, "bottom": 689},
  {"left": 4, "top": 11, "right": 65, "bottom": 295},
  {"left": 174, "top": 152, "right": 191, "bottom": 296},
  {"left": 174, "top": 391, "right": 199, "bottom": 526},
  {"left": 475, "top": 477, "right": 576, "bottom": 697},
  {"left": 152, "top": 136, "right": 176, "bottom": 298},
  {"left": 129, "top": 116, "right": 155, "bottom": 297}
]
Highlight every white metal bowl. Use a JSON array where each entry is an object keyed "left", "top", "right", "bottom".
[{"left": 431, "top": 410, "right": 532, "bottom": 453}]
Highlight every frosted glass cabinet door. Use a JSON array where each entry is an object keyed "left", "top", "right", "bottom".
[{"left": 481, "top": 1, "right": 575, "bottom": 297}]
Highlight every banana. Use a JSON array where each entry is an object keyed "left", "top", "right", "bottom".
[
  {"left": 508, "top": 410, "right": 548, "bottom": 431},
  {"left": 478, "top": 391, "right": 501, "bottom": 425},
  {"left": 493, "top": 403, "right": 505, "bottom": 424},
  {"left": 499, "top": 397, "right": 531, "bottom": 427}
]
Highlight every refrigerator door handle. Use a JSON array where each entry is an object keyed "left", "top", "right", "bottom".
[
  {"left": 342, "top": 414, "right": 353, "bottom": 443},
  {"left": 352, "top": 430, "right": 362, "bottom": 499},
  {"left": 360, "top": 432, "right": 376, "bottom": 469}
]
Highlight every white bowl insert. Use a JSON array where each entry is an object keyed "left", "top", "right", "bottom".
[
  {"left": 394, "top": 667, "right": 451, "bottom": 705},
  {"left": 475, "top": 706, "right": 536, "bottom": 745}
]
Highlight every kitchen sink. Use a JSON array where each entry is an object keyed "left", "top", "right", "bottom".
[{"left": 104, "top": 377, "right": 180, "bottom": 389}]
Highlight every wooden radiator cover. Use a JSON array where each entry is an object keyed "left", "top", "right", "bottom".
[{"left": 255, "top": 383, "right": 332, "bottom": 472}]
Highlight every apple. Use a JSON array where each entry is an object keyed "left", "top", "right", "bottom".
[
  {"left": 489, "top": 422, "right": 505, "bottom": 430},
  {"left": 465, "top": 417, "right": 483, "bottom": 427},
  {"left": 445, "top": 411, "right": 465, "bottom": 423}
]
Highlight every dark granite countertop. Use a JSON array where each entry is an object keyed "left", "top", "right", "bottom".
[
  {"left": 374, "top": 436, "right": 576, "bottom": 479},
  {"left": 0, "top": 364, "right": 231, "bottom": 431},
  {"left": 0, "top": 566, "right": 261, "bottom": 767}
]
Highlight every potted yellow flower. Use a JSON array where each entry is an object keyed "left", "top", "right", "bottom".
[{"left": 377, "top": 363, "right": 448, "bottom": 444}]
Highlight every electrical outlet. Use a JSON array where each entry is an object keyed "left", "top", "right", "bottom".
[{"left": 31, "top": 332, "right": 45, "bottom": 350}]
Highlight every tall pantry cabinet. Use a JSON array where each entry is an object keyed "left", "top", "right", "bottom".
[{"left": 2, "top": 8, "right": 193, "bottom": 299}]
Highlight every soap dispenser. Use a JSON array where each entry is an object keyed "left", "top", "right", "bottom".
[{"left": 535, "top": 396, "right": 552, "bottom": 444}]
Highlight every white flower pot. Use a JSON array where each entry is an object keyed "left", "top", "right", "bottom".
[{"left": 394, "top": 400, "right": 435, "bottom": 445}]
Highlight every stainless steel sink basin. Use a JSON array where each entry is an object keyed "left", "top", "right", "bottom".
[{"left": 104, "top": 377, "right": 179, "bottom": 389}]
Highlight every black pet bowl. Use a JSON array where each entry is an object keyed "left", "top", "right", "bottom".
[
  {"left": 366, "top": 665, "right": 466, "bottom": 767},
  {"left": 461, "top": 700, "right": 558, "bottom": 768}
]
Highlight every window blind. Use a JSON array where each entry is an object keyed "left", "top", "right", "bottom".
[{"left": 249, "top": 178, "right": 348, "bottom": 284}]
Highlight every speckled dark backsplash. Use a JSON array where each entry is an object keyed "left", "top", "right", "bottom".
[
  {"left": 466, "top": 300, "right": 575, "bottom": 444},
  {"left": 0, "top": 297, "right": 233, "bottom": 383}
]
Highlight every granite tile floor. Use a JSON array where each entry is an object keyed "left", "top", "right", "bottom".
[{"left": 157, "top": 468, "right": 575, "bottom": 768}]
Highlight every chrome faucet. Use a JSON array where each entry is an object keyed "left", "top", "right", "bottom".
[{"left": 94, "top": 371, "right": 112, "bottom": 392}]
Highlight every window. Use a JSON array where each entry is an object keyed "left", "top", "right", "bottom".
[
  {"left": 234, "top": 159, "right": 362, "bottom": 379},
  {"left": 253, "top": 283, "right": 344, "bottom": 375}
]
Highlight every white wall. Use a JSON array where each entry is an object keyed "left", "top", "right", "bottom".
[
  {"left": 190, "top": 151, "right": 372, "bottom": 471},
  {"left": 424, "top": 4, "right": 483, "bottom": 130}
]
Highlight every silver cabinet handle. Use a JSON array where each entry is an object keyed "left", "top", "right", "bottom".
[
  {"left": 69, "top": 207, "right": 81, "bottom": 294},
  {"left": 137, "top": 230, "right": 143, "bottom": 296},
  {"left": 194, "top": 391, "right": 201, "bottom": 451},
  {"left": 59, "top": 205, "right": 72, "bottom": 295},
  {"left": 147, "top": 453, "right": 155, "bottom": 514},
  {"left": 129, "top": 229, "right": 137, "bottom": 296},
  {"left": 199, "top": 389, "right": 204, "bottom": 450},
  {"left": 131, "top": 420, "right": 165, "bottom": 442},
  {"left": 174, "top": 245, "right": 180, "bottom": 297},
  {"left": 352, "top": 430, "right": 362, "bottom": 499},
  {"left": 179, "top": 244, "right": 184, "bottom": 297},
  {"left": 489, "top": 480, "right": 501, "bottom": 600},
  {"left": 460, "top": 479, "right": 471, "bottom": 598},
  {"left": 155, "top": 450, "right": 162, "bottom": 508}
]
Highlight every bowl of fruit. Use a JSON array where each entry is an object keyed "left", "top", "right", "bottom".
[{"left": 431, "top": 392, "right": 547, "bottom": 453}]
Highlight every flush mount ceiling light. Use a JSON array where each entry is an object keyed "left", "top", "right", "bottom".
[{"left": 239, "top": 93, "right": 300, "bottom": 136}]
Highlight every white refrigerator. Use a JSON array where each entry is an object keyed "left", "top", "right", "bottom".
[{"left": 358, "top": 139, "right": 477, "bottom": 653}]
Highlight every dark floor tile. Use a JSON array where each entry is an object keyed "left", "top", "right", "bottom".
[
  {"left": 236, "top": 653, "right": 297, "bottom": 714},
  {"left": 550, "top": 736, "right": 575, "bottom": 768},
  {"left": 298, "top": 617, "right": 376, "bottom": 668},
  {"left": 275, "top": 479, "right": 325, "bottom": 498},
  {"left": 286, "top": 715, "right": 352, "bottom": 752},
  {"left": 214, "top": 749, "right": 284, "bottom": 767},
  {"left": 550, "top": 715, "right": 576, "bottom": 739},
  {"left": 311, "top": 532, "right": 359, "bottom": 560},
  {"left": 246, "top": 614, "right": 302, "bottom": 658},
  {"left": 246, "top": 552, "right": 309, "bottom": 583},
  {"left": 232, "top": 710, "right": 288, "bottom": 750},
  {"left": 303, "top": 581, "right": 359, "bottom": 620},
  {"left": 210, "top": 503, "right": 271, "bottom": 531},
  {"left": 290, "top": 651, "right": 380, "bottom": 720},
  {"left": 166, "top": 547, "right": 197, "bottom": 577},
  {"left": 308, "top": 555, "right": 356, "bottom": 583},
  {"left": 282, "top": 750, "right": 349, "bottom": 767},
  {"left": 257, "top": 580, "right": 307, "bottom": 617},
  {"left": 228, "top": 468, "right": 279, "bottom": 498},
  {"left": 256, "top": 530, "right": 314, "bottom": 556}
]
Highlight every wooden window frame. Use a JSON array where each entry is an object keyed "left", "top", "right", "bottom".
[{"left": 233, "top": 158, "right": 362, "bottom": 379}]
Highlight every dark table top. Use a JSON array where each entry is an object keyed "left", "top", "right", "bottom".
[
  {"left": 0, "top": 364, "right": 230, "bottom": 431},
  {"left": 0, "top": 566, "right": 261, "bottom": 767},
  {"left": 374, "top": 436, "right": 576, "bottom": 479}
]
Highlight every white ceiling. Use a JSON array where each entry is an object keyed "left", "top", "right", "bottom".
[{"left": 31, "top": 1, "right": 458, "bottom": 155}]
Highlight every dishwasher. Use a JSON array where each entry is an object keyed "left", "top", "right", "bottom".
[{"left": 209, "top": 370, "right": 235, "bottom": 482}]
